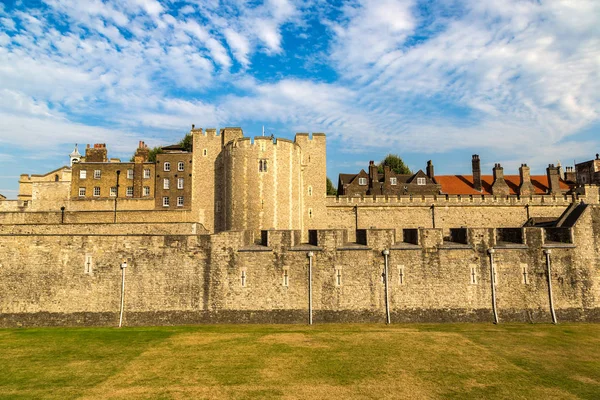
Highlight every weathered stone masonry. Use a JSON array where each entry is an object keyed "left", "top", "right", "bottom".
[{"left": 1, "top": 204, "right": 598, "bottom": 327}]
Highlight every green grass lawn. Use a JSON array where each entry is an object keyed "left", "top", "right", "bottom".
[{"left": 0, "top": 323, "right": 598, "bottom": 399}]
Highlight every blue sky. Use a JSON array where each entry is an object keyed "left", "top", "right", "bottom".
[{"left": 1, "top": 0, "right": 599, "bottom": 198}]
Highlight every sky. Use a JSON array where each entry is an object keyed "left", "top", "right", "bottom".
[{"left": 0, "top": 0, "right": 599, "bottom": 199}]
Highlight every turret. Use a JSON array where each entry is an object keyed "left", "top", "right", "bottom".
[{"left": 69, "top": 144, "right": 81, "bottom": 166}]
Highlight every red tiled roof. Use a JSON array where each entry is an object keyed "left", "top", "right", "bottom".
[{"left": 435, "top": 175, "right": 571, "bottom": 195}]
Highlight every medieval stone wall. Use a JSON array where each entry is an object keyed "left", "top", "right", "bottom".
[{"left": 1, "top": 205, "right": 598, "bottom": 327}]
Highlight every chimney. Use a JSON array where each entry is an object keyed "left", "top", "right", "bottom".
[
  {"left": 491, "top": 163, "right": 510, "bottom": 196},
  {"left": 368, "top": 161, "right": 378, "bottom": 193},
  {"left": 426, "top": 160, "right": 434, "bottom": 180},
  {"left": 518, "top": 164, "right": 535, "bottom": 196},
  {"left": 564, "top": 166, "right": 576, "bottom": 183},
  {"left": 383, "top": 165, "right": 391, "bottom": 187},
  {"left": 472, "top": 155, "right": 482, "bottom": 191},
  {"left": 546, "top": 164, "right": 561, "bottom": 194}
]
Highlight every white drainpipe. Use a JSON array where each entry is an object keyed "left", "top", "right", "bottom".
[
  {"left": 488, "top": 248, "right": 499, "bottom": 324},
  {"left": 119, "top": 260, "right": 127, "bottom": 328},
  {"left": 307, "top": 251, "right": 314, "bottom": 325},
  {"left": 382, "top": 249, "right": 391, "bottom": 325},
  {"left": 544, "top": 249, "right": 558, "bottom": 324}
]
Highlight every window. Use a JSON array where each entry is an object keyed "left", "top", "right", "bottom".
[
  {"left": 470, "top": 265, "right": 477, "bottom": 284},
  {"left": 84, "top": 254, "right": 93, "bottom": 274},
  {"left": 163, "top": 178, "right": 170, "bottom": 189},
  {"left": 308, "top": 186, "right": 312, "bottom": 196},
  {"left": 79, "top": 170, "right": 87, "bottom": 179},
  {"left": 282, "top": 268, "right": 289, "bottom": 287},
  {"left": 308, "top": 208, "right": 313, "bottom": 218},
  {"left": 110, "top": 187, "right": 117, "bottom": 197},
  {"left": 177, "top": 178, "right": 184, "bottom": 189},
  {"left": 177, "top": 196, "right": 184, "bottom": 207},
  {"left": 390, "top": 177, "right": 397, "bottom": 185},
  {"left": 143, "top": 169, "right": 151, "bottom": 179},
  {"left": 127, "top": 169, "right": 133, "bottom": 179},
  {"left": 417, "top": 177, "right": 426, "bottom": 185},
  {"left": 335, "top": 267, "right": 342, "bottom": 287},
  {"left": 178, "top": 161, "right": 184, "bottom": 171},
  {"left": 398, "top": 265, "right": 405, "bottom": 285},
  {"left": 240, "top": 269, "right": 247, "bottom": 287},
  {"left": 162, "top": 196, "right": 169, "bottom": 207},
  {"left": 259, "top": 159, "right": 268, "bottom": 172},
  {"left": 126, "top": 186, "right": 133, "bottom": 197},
  {"left": 143, "top": 186, "right": 150, "bottom": 197},
  {"left": 78, "top": 187, "right": 86, "bottom": 197},
  {"left": 203, "top": 148, "right": 207, "bottom": 156},
  {"left": 216, "top": 201, "right": 221, "bottom": 213},
  {"left": 358, "top": 177, "right": 367, "bottom": 185},
  {"left": 164, "top": 162, "right": 170, "bottom": 172},
  {"left": 93, "top": 170, "right": 101, "bottom": 179},
  {"left": 521, "top": 264, "right": 529, "bottom": 284},
  {"left": 93, "top": 187, "right": 100, "bottom": 197}
]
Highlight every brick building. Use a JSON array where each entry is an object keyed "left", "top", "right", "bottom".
[
  {"left": 575, "top": 153, "right": 600, "bottom": 186},
  {"left": 154, "top": 145, "right": 192, "bottom": 210}
]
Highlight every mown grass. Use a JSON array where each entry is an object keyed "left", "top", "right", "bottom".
[{"left": 0, "top": 323, "right": 598, "bottom": 399}]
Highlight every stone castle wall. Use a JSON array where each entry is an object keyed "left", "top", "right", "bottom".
[{"left": 1, "top": 205, "right": 598, "bottom": 327}]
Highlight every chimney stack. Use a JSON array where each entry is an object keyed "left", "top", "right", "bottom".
[
  {"left": 426, "top": 160, "right": 435, "bottom": 180},
  {"left": 546, "top": 164, "right": 561, "bottom": 194},
  {"left": 564, "top": 166, "right": 576, "bottom": 183},
  {"left": 368, "top": 161, "right": 378, "bottom": 193},
  {"left": 518, "top": 164, "right": 535, "bottom": 196},
  {"left": 472, "top": 155, "right": 482, "bottom": 192},
  {"left": 491, "top": 163, "right": 510, "bottom": 196}
]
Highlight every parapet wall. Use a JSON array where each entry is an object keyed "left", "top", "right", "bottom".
[{"left": 1, "top": 205, "right": 598, "bottom": 327}]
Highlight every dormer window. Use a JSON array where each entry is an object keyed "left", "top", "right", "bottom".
[
  {"left": 390, "top": 177, "right": 397, "bottom": 185},
  {"left": 358, "top": 177, "right": 367, "bottom": 186},
  {"left": 417, "top": 177, "right": 426, "bottom": 185}
]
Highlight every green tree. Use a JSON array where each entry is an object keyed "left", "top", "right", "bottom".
[
  {"left": 147, "top": 147, "right": 163, "bottom": 162},
  {"left": 326, "top": 177, "right": 337, "bottom": 196},
  {"left": 178, "top": 133, "right": 193, "bottom": 152},
  {"left": 378, "top": 154, "right": 411, "bottom": 175}
]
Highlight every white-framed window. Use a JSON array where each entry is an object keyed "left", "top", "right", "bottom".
[
  {"left": 164, "top": 162, "right": 170, "bottom": 172},
  {"left": 79, "top": 170, "right": 87, "bottom": 179},
  {"left": 178, "top": 161, "right": 184, "bottom": 171},
  {"left": 126, "top": 186, "right": 133, "bottom": 197},
  {"left": 94, "top": 170, "right": 101, "bottom": 179},
  {"left": 127, "top": 169, "right": 134, "bottom": 179},
  {"left": 110, "top": 187, "right": 117, "bottom": 197},
  {"left": 358, "top": 177, "right": 367, "bottom": 186},
  {"left": 84, "top": 254, "right": 93, "bottom": 274},
  {"left": 163, "top": 178, "right": 170, "bottom": 189},
  {"left": 177, "top": 196, "right": 184, "bottom": 207},
  {"left": 335, "top": 267, "right": 342, "bottom": 287},
  {"left": 398, "top": 265, "right": 405, "bottom": 285},
  {"left": 162, "top": 196, "right": 169, "bottom": 207},
  {"left": 417, "top": 177, "right": 426, "bottom": 185},
  {"left": 470, "top": 265, "right": 477, "bottom": 284},
  {"left": 177, "top": 178, "right": 184, "bottom": 189},
  {"left": 143, "top": 169, "right": 151, "bottom": 179},
  {"left": 93, "top": 187, "right": 100, "bottom": 197},
  {"left": 308, "top": 186, "right": 313, "bottom": 196},
  {"left": 203, "top": 148, "right": 207, "bottom": 157},
  {"left": 143, "top": 186, "right": 150, "bottom": 197},
  {"left": 521, "top": 264, "right": 529, "bottom": 284},
  {"left": 78, "top": 187, "right": 86, "bottom": 197},
  {"left": 282, "top": 267, "right": 289, "bottom": 287},
  {"left": 240, "top": 269, "right": 247, "bottom": 287},
  {"left": 390, "top": 177, "right": 397, "bottom": 185}
]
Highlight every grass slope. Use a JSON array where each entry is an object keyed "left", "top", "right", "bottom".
[{"left": 0, "top": 324, "right": 598, "bottom": 399}]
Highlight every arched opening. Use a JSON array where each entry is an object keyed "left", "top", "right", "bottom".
[{"left": 54, "top": 174, "right": 59, "bottom": 182}]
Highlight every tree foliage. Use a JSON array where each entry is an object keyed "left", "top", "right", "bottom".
[
  {"left": 326, "top": 177, "right": 337, "bottom": 196},
  {"left": 178, "top": 133, "right": 193, "bottom": 152},
  {"left": 147, "top": 147, "right": 163, "bottom": 162},
  {"left": 378, "top": 154, "right": 411, "bottom": 175}
]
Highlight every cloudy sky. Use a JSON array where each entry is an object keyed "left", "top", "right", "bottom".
[{"left": 1, "top": 0, "right": 599, "bottom": 198}]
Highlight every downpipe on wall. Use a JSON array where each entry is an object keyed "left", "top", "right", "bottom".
[
  {"left": 544, "top": 249, "right": 558, "bottom": 324},
  {"left": 382, "top": 249, "right": 391, "bottom": 325},
  {"left": 488, "top": 248, "right": 499, "bottom": 324},
  {"left": 118, "top": 260, "right": 127, "bottom": 328},
  {"left": 307, "top": 251, "right": 314, "bottom": 325}
]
